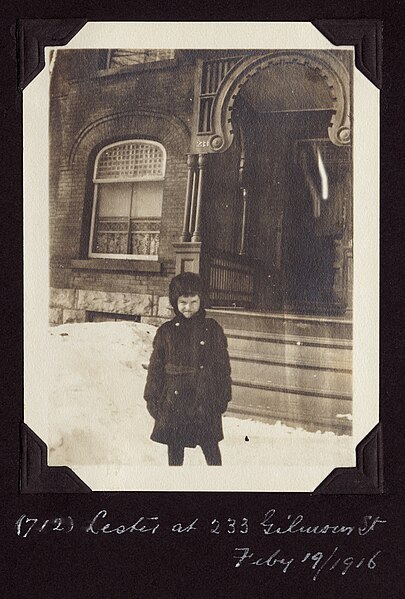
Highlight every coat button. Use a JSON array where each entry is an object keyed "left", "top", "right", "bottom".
[
  {"left": 200, "top": 340, "right": 205, "bottom": 345},
  {"left": 200, "top": 365, "right": 204, "bottom": 369},
  {"left": 174, "top": 390, "right": 179, "bottom": 395},
  {"left": 175, "top": 322, "right": 180, "bottom": 327}
]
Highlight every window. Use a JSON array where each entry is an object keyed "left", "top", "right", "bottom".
[
  {"left": 100, "top": 49, "right": 175, "bottom": 69},
  {"left": 89, "top": 140, "right": 166, "bottom": 260}
]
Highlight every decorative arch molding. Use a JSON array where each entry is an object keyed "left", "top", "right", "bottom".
[
  {"left": 201, "top": 50, "right": 351, "bottom": 154},
  {"left": 68, "top": 110, "right": 191, "bottom": 169}
]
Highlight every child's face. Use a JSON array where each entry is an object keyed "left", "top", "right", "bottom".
[{"left": 177, "top": 294, "right": 201, "bottom": 318}]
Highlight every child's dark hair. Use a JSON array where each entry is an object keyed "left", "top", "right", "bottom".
[{"left": 169, "top": 272, "right": 207, "bottom": 311}]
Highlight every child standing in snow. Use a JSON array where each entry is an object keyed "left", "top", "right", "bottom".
[{"left": 144, "top": 272, "right": 232, "bottom": 466}]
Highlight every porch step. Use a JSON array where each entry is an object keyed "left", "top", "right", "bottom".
[
  {"left": 229, "top": 352, "right": 351, "bottom": 395},
  {"left": 229, "top": 349, "right": 351, "bottom": 373},
  {"left": 226, "top": 329, "right": 352, "bottom": 370},
  {"left": 230, "top": 377, "right": 350, "bottom": 401},
  {"left": 207, "top": 308, "right": 352, "bottom": 340},
  {"left": 208, "top": 309, "right": 352, "bottom": 434},
  {"left": 228, "top": 385, "right": 352, "bottom": 435}
]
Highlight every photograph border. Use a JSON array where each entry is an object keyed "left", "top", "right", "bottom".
[{"left": 22, "top": 20, "right": 380, "bottom": 493}]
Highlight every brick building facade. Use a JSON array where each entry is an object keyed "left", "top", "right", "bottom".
[{"left": 50, "top": 50, "right": 197, "bottom": 325}]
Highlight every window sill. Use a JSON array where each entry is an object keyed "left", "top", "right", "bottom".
[
  {"left": 70, "top": 259, "right": 162, "bottom": 274},
  {"left": 95, "top": 58, "right": 179, "bottom": 79}
]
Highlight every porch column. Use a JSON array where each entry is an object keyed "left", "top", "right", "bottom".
[
  {"left": 191, "top": 154, "right": 207, "bottom": 243},
  {"left": 180, "top": 154, "right": 197, "bottom": 242}
]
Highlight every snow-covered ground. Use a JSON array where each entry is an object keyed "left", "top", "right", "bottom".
[{"left": 26, "top": 321, "right": 354, "bottom": 491}]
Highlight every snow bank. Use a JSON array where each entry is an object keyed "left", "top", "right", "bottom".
[{"left": 37, "top": 321, "right": 353, "bottom": 490}]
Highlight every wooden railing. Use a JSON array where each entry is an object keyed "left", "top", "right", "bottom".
[{"left": 206, "top": 251, "right": 258, "bottom": 307}]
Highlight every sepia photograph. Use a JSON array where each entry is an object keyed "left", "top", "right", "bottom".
[{"left": 23, "top": 22, "right": 379, "bottom": 491}]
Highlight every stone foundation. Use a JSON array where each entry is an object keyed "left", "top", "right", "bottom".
[
  {"left": 49, "top": 287, "right": 172, "bottom": 325},
  {"left": 62, "top": 309, "right": 87, "bottom": 324},
  {"left": 49, "top": 308, "right": 63, "bottom": 325}
]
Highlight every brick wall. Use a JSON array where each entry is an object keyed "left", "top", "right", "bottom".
[{"left": 49, "top": 51, "right": 195, "bottom": 323}]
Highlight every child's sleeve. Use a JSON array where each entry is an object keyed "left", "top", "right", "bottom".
[
  {"left": 143, "top": 326, "right": 166, "bottom": 418},
  {"left": 213, "top": 322, "right": 232, "bottom": 413}
]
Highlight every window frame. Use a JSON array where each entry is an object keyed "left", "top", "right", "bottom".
[
  {"left": 88, "top": 139, "right": 166, "bottom": 261},
  {"left": 106, "top": 49, "right": 176, "bottom": 69},
  {"left": 97, "top": 50, "right": 178, "bottom": 76}
]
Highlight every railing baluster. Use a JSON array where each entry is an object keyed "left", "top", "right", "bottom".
[
  {"left": 207, "top": 251, "right": 256, "bottom": 306},
  {"left": 206, "top": 62, "right": 212, "bottom": 94}
]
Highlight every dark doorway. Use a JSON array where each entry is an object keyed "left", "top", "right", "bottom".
[{"left": 230, "top": 63, "right": 352, "bottom": 315}]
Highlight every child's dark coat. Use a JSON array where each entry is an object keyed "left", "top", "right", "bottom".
[{"left": 144, "top": 311, "right": 232, "bottom": 447}]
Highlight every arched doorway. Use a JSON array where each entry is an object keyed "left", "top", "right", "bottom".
[
  {"left": 197, "top": 51, "right": 352, "bottom": 315},
  {"left": 230, "top": 58, "right": 352, "bottom": 314}
]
